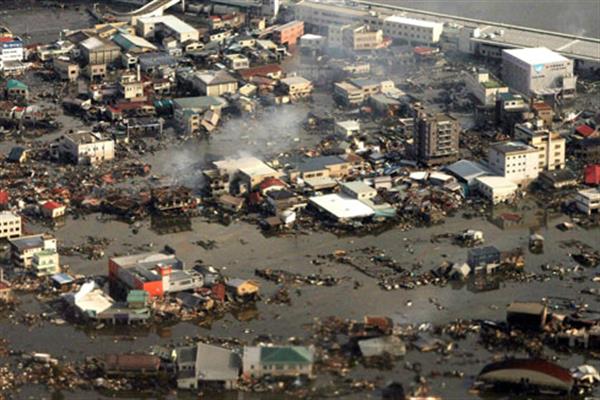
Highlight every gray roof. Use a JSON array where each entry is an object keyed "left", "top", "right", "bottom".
[
  {"left": 8, "top": 234, "right": 45, "bottom": 251},
  {"left": 138, "top": 52, "right": 177, "bottom": 68},
  {"left": 195, "top": 343, "right": 240, "bottom": 381},
  {"left": 295, "top": 155, "right": 347, "bottom": 173},
  {"left": 444, "top": 160, "right": 491, "bottom": 184},
  {"left": 173, "top": 96, "right": 227, "bottom": 111}
]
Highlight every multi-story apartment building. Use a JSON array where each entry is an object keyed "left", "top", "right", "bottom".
[
  {"left": 413, "top": 110, "right": 461, "bottom": 165},
  {"left": 0, "top": 211, "right": 21, "bottom": 240},
  {"left": 514, "top": 123, "right": 565, "bottom": 171}
]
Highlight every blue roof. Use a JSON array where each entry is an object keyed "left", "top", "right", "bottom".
[{"left": 51, "top": 273, "right": 75, "bottom": 285}]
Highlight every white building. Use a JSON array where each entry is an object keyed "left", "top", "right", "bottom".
[
  {"left": 0, "top": 211, "right": 21, "bottom": 240},
  {"left": 514, "top": 123, "right": 566, "bottom": 171},
  {"left": 335, "top": 120, "right": 360, "bottom": 137},
  {"left": 293, "top": 1, "right": 370, "bottom": 34},
  {"left": 58, "top": 131, "right": 115, "bottom": 165},
  {"left": 340, "top": 181, "right": 377, "bottom": 201},
  {"left": 488, "top": 141, "right": 540, "bottom": 186},
  {"left": 280, "top": 76, "right": 313, "bottom": 99},
  {"left": 474, "top": 176, "right": 518, "bottom": 204},
  {"left": 136, "top": 15, "right": 199, "bottom": 43},
  {"left": 575, "top": 188, "right": 600, "bottom": 215},
  {"left": 463, "top": 69, "right": 509, "bottom": 106},
  {"left": 0, "top": 37, "right": 24, "bottom": 64},
  {"left": 382, "top": 16, "right": 443, "bottom": 45},
  {"left": 309, "top": 193, "right": 375, "bottom": 221},
  {"left": 502, "top": 47, "right": 577, "bottom": 98},
  {"left": 299, "top": 33, "right": 325, "bottom": 50}
]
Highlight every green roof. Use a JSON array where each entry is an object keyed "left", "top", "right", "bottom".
[
  {"left": 127, "top": 290, "right": 149, "bottom": 303},
  {"left": 6, "top": 79, "right": 27, "bottom": 91},
  {"left": 482, "top": 79, "right": 503, "bottom": 89},
  {"left": 260, "top": 346, "right": 313, "bottom": 364}
]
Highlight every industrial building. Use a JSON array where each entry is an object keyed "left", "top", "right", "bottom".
[
  {"left": 136, "top": 15, "right": 199, "bottom": 43},
  {"left": 108, "top": 252, "right": 203, "bottom": 298},
  {"left": 502, "top": 47, "right": 577, "bottom": 99},
  {"left": 80, "top": 36, "right": 121, "bottom": 66}
]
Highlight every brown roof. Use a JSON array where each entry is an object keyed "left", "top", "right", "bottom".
[
  {"left": 238, "top": 64, "right": 283, "bottom": 80},
  {"left": 103, "top": 354, "right": 160, "bottom": 372}
]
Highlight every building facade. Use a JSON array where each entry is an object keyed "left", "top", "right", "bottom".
[
  {"left": 58, "top": 132, "right": 115, "bottom": 165},
  {"left": 273, "top": 20, "right": 304, "bottom": 46},
  {"left": 382, "top": 16, "right": 443, "bottom": 45},
  {"left": 413, "top": 109, "right": 460, "bottom": 165},
  {"left": 488, "top": 141, "right": 540, "bottom": 186},
  {"left": 514, "top": 124, "right": 565, "bottom": 171},
  {"left": 464, "top": 69, "right": 509, "bottom": 106},
  {"left": 502, "top": 47, "right": 577, "bottom": 98},
  {"left": 0, "top": 211, "right": 21, "bottom": 240}
]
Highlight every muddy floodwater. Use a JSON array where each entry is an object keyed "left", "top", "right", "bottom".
[
  {"left": 0, "top": 2, "right": 598, "bottom": 400},
  {"left": 3, "top": 199, "right": 599, "bottom": 398}
]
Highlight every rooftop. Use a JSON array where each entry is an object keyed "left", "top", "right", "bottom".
[
  {"left": 260, "top": 346, "right": 313, "bottom": 364},
  {"left": 195, "top": 343, "right": 241, "bottom": 381},
  {"left": 65, "top": 131, "right": 111, "bottom": 145},
  {"left": 138, "top": 15, "right": 198, "bottom": 35},
  {"left": 503, "top": 47, "right": 569, "bottom": 65},
  {"left": 310, "top": 193, "right": 375, "bottom": 220},
  {"left": 384, "top": 15, "right": 443, "bottom": 29},
  {"left": 295, "top": 155, "right": 348, "bottom": 172},
  {"left": 9, "top": 234, "right": 52, "bottom": 252},
  {"left": 491, "top": 141, "right": 538, "bottom": 154}
]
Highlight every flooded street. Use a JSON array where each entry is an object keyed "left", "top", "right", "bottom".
[{"left": 3, "top": 196, "right": 599, "bottom": 397}]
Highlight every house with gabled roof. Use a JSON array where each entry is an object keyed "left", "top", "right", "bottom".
[{"left": 242, "top": 345, "right": 314, "bottom": 379}]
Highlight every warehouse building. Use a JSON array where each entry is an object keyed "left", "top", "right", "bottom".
[
  {"left": 502, "top": 47, "right": 577, "bottom": 99},
  {"left": 137, "top": 15, "right": 199, "bottom": 43}
]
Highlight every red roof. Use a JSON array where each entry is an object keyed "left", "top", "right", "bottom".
[
  {"left": 585, "top": 164, "right": 600, "bottom": 185},
  {"left": 42, "top": 201, "right": 63, "bottom": 210},
  {"left": 413, "top": 46, "right": 437, "bottom": 56},
  {"left": 532, "top": 102, "right": 552, "bottom": 111},
  {"left": 576, "top": 124, "right": 595, "bottom": 137},
  {"left": 259, "top": 177, "right": 286, "bottom": 191},
  {"left": 0, "top": 191, "right": 8, "bottom": 205},
  {"left": 479, "top": 358, "right": 573, "bottom": 387}
]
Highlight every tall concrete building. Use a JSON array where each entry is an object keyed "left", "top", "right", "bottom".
[
  {"left": 488, "top": 141, "right": 540, "bottom": 186},
  {"left": 502, "top": 47, "right": 577, "bottom": 99},
  {"left": 514, "top": 123, "right": 565, "bottom": 171},
  {"left": 413, "top": 109, "right": 460, "bottom": 165}
]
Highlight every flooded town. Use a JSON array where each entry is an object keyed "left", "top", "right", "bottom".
[{"left": 0, "top": 0, "right": 599, "bottom": 399}]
